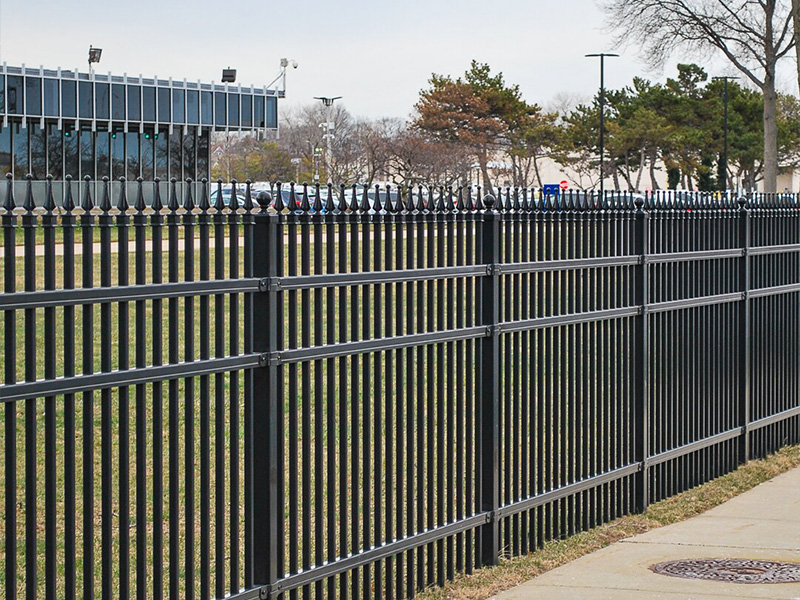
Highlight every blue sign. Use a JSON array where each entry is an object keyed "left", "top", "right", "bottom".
[{"left": 543, "top": 184, "right": 561, "bottom": 196}]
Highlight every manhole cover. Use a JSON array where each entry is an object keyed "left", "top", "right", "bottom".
[{"left": 650, "top": 559, "right": 800, "bottom": 584}]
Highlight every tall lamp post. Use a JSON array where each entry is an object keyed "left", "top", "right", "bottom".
[
  {"left": 585, "top": 53, "right": 618, "bottom": 197},
  {"left": 712, "top": 76, "right": 739, "bottom": 192},
  {"left": 314, "top": 96, "right": 342, "bottom": 184}
]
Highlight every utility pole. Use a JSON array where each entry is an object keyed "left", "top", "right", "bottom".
[
  {"left": 585, "top": 53, "right": 619, "bottom": 197},
  {"left": 712, "top": 76, "right": 739, "bottom": 192},
  {"left": 314, "top": 96, "right": 342, "bottom": 184}
]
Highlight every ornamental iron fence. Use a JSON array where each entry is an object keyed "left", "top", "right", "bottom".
[{"left": 0, "top": 175, "right": 799, "bottom": 600}]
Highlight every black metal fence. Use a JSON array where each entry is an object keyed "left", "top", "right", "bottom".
[{"left": 1, "top": 175, "right": 799, "bottom": 600}]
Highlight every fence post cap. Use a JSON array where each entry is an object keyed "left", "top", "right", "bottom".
[
  {"left": 483, "top": 194, "right": 496, "bottom": 209},
  {"left": 737, "top": 196, "right": 748, "bottom": 209}
]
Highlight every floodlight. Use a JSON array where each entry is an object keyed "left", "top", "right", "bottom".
[
  {"left": 88, "top": 46, "right": 103, "bottom": 64},
  {"left": 222, "top": 68, "right": 237, "bottom": 83}
]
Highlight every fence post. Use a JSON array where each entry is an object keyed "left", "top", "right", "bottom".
[
  {"left": 738, "top": 198, "right": 751, "bottom": 464},
  {"left": 634, "top": 197, "right": 650, "bottom": 512},
  {"left": 478, "top": 194, "right": 500, "bottom": 566},
  {"left": 251, "top": 207, "right": 282, "bottom": 595}
]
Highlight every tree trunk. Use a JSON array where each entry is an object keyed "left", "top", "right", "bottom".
[
  {"left": 532, "top": 154, "right": 543, "bottom": 188},
  {"left": 478, "top": 149, "right": 494, "bottom": 197},
  {"left": 762, "top": 72, "right": 779, "bottom": 193},
  {"left": 624, "top": 152, "right": 631, "bottom": 190},
  {"left": 794, "top": 0, "right": 800, "bottom": 99},
  {"left": 649, "top": 150, "right": 659, "bottom": 191},
  {"left": 634, "top": 149, "right": 645, "bottom": 191}
]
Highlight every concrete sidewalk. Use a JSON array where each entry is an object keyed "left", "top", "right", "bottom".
[{"left": 495, "top": 467, "right": 800, "bottom": 599}]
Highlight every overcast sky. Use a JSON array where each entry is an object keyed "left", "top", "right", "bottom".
[{"left": 2, "top": 0, "right": 796, "bottom": 120}]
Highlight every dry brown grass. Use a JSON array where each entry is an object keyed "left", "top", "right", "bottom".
[{"left": 417, "top": 444, "right": 800, "bottom": 600}]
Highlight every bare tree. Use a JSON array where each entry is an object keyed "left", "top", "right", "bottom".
[{"left": 603, "top": 0, "right": 795, "bottom": 192}]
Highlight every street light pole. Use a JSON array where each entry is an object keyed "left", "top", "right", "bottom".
[
  {"left": 712, "top": 76, "right": 739, "bottom": 192},
  {"left": 314, "top": 96, "right": 342, "bottom": 184},
  {"left": 585, "top": 53, "right": 618, "bottom": 197}
]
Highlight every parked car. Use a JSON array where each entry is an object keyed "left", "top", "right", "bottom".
[{"left": 209, "top": 188, "right": 248, "bottom": 207}]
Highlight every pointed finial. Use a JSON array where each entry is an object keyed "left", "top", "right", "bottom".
[
  {"left": 116, "top": 177, "right": 129, "bottom": 211},
  {"left": 3, "top": 173, "right": 15, "bottom": 212},
  {"left": 44, "top": 174, "right": 57, "bottom": 212},
  {"left": 152, "top": 177, "right": 164, "bottom": 211},
  {"left": 228, "top": 179, "right": 238, "bottom": 210},
  {"left": 184, "top": 178, "right": 195, "bottom": 210},
  {"left": 81, "top": 175, "right": 94, "bottom": 211},
  {"left": 168, "top": 177, "right": 179, "bottom": 211},
  {"left": 198, "top": 178, "right": 210, "bottom": 211},
  {"left": 135, "top": 177, "right": 146, "bottom": 212},
  {"left": 243, "top": 180, "right": 254, "bottom": 211},
  {"left": 63, "top": 175, "right": 75, "bottom": 212},
  {"left": 23, "top": 173, "right": 36, "bottom": 212},
  {"left": 98, "top": 176, "right": 111, "bottom": 212},
  {"left": 213, "top": 179, "right": 225, "bottom": 211}
]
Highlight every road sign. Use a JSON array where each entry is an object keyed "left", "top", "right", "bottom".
[
  {"left": 543, "top": 184, "right": 560, "bottom": 196},
  {"left": 560, "top": 180, "right": 569, "bottom": 190}
]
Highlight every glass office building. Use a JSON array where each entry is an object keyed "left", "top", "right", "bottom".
[{"left": 0, "top": 64, "right": 280, "bottom": 184}]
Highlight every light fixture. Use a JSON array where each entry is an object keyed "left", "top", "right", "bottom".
[
  {"left": 222, "top": 67, "right": 237, "bottom": 83},
  {"left": 88, "top": 46, "right": 102, "bottom": 65}
]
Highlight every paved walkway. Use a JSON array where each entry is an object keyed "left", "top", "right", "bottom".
[{"left": 495, "top": 467, "right": 800, "bottom": 599}]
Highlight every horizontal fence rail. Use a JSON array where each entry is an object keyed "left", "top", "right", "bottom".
[{"left": 0, "top": 175, "right": 799, "bottom": 600}]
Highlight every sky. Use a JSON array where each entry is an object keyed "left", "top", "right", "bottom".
[{"left": 2, "top": 0, "right": 796, "bottom": 120}]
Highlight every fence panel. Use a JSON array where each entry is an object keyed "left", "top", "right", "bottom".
[{"left": 1, "top": 181, "right": 799, "bottom": 600}]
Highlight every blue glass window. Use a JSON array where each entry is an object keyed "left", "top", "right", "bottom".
[
  {"left": 127, "top": 131, "right": 140, "bottom": 180},
  {"left": 169, "top": 130, "right": 182, "bottom": 179},
  {"left": 12, "top": 122, "right": 28, "bottom": 175},
  {"left": 7, "top": 75, "right": 23, "bottom": 115},
  {"left": 157, "top": 88, "right": 170, "bottom": 122},
  {"left": 47, "top": 124, "right": 63, "bottom": 180},
  {"left": 186, "top": 90, "right": 199, "bottom": 125},
  {"left": 141, "top": 129, "right": 154, "bottom": 180},
  {"left": 227, "top": 93, "right": 239, "bottom": 126},
  {"left": 201, "top": 91, "right": 213, "bottom": 125},
  {"left": 254, "top": 95, "right": 265, "bottom": 127},
  {"left": 111, "top": 127, "right": 124, "bottom": 179},
  {"left": 128, "top": 85, "right": 141, "bottom": 120},
  {"left": 0, "top": 126, "right": 11, "bottom": 175},
  {"left": 29, "top": 123, "right": 46, "bottom": 178},
  {"left": 172, "top": 89, "right": 185, "bottom": 123},
  {"left": 61, "top": 80, "right": 77, "bottom": 118},
  {"left": 111, "top": 84, "right": 125, "bottom": 120},
  {"left": 26, "top": 78, "right": 42, "bottom": 116},
  {"left": 64, "top": 125, "right": 79, "bottom": 178},
  {"left": 155, "top": 127, "right": 168, "bottom": 179},
  {"left": 43, "top": 79, "right": 59, "bottom": 117},
  {"left": 96, "top": 127, "right": 109, "bottom": 180},
  {"left": 142, "top": 87, "right": 156, "bottom": 121},
  {"left": 0, "top": 75, "right": 5, "bottom": 113},
  {"left": 79, "top": 81, "right": 93, "bottom": 119},
  {"left": 241, "top": 94, "right": 252, "bottom": 127},
  {"left": 214, "top": 92, "right": 226, "bottom": 126},
  {"left": 196, "top": 130, "right": 209, "bottom": 180},
  {"left": 95, "top": 82, "right": 110, "bottom": 120},
  {"left": 183, "top": 130, "right": 195, "bottom": 179},
  {"left": 266, "top": 96, "right": 278, "bottom": 128},
  {"left": 80, "top": 126, "right": 94, "bottom": 179}
]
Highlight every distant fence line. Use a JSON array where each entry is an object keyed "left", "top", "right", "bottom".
[
  {"left": 5, "top": 173, "right": 800, "bottom": 211},
  {"left": 0, "top": 174, "right": 799, "bottom": 600}
]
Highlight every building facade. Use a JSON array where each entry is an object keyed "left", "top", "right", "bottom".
[{"left": 0, "top": 64, "right": 279, "bottom": 187}]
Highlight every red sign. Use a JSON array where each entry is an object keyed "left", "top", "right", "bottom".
[{"left": 560, "top": 180, "right": 569, "bottom": 190}]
